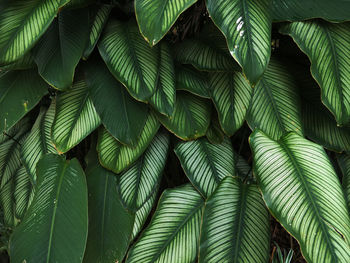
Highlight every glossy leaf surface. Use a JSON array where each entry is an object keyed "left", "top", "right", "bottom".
[{"left": 176, "top": 65, "right": 210, "bottom": 98}]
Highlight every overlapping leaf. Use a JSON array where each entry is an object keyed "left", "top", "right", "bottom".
[
  {"left": 175, "top": 137, "right": 235, "bottom": 198},
  {"left": 84, "top": 156, "right": 134, "bottom": 263},
  {"left": 0, "top": 0, "right": 69, "bottom": 65},
  {"left": 135, "top": 0, "right": 197, "bottom": 45},
  {"left": 33, "top": 8, "right": 89, "bottom": 90},
  {"left": 21, "top": 104, "right": 57, "bottom": 183},
  {"left": 206, "top": 0, "right": 272, "bottom": 83},
  {"left": 176, "top": 65, "right": 210, "bottom": 98},
  {"left": 337, "top": 154, "right": 350, "bottom": 211},
  {"left": 98, "top": 19, "right": 158, "bottom": 101},
  {"left": 0, "top": 69, "right": 48, "bottom": 133},
  {"left": 85, "top": 59, "right": 148, "bottom": 146},
  {"left": 250, "top": 130, "right": 350, "bottom": 262},
  {"left": 199, "top": 176, "right": 270, "bottom": 263},
  {"left": 10, "top": 154, "right": 88, "bottom": 262},
  {"left": 156, "top": 92, "right": 211, "bottom": 140},
  {"left": 247, "top": 58, "right": 303, "bottom": 140},
  {"left": 280, "top": 21, "right": 350, "bottom": 126},
  {"left": 52, "top": 77, "right": 101, "bottom": 153},
  {"left": 118, "top": 131, "right": 170, "bottom": 212},
  {"left": 97, "top": 112, "right": 160, "bottom": 174},
  {"left": 210, "top": 71, "right": 252, "bottom": 136}
]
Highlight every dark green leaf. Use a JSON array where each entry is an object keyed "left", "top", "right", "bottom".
[{"left": 176, "top": 65, "right": 210, "bottom": 98}]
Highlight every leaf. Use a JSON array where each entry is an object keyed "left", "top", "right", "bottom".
[
  {"left": 33, "top": 8, "right": 89, "bottom": 90},
  {"left": 85, "top": 58, "right": 148, "bottom": 146},
  {"left": 206, "top": 0, "right": 272, "bottom": 83},
  {"left": 156, "top": 92, "right": 211, "bottom": 140},
  {"left": 175, "top": 137, "right": 235, "bottom": 198},
  {"left": 22, "top": 103, "right": 57, "bottom": 184},
  {"left": 0, "top": 0, "right": 69, "bottom": 65},
  {"left": 337, "top": 154, "right": 350, "bottom": 211},
  {"left": 210, "top": 71, "right": 252, "bottom": 136},
  {"left": 97, "top": 112, "right": 160, "bottom": 173},
  {"left": 206, "top": 112, "right": 225, "bottom": 144},
  {"left": 250, "top": 130, "right": 350, "bottom": 262},
  {"left": 126, "top": 184, "right": 204, "bottom": 263},
  {"left": 0, "top": 69, "right": 49, "bottom": 133},
  {"left": 83, "top": 4, "right": 112, "bottom": 59},
  {"left": 149, "top": 42, "right": 176, "bottom": 116},
  {"left": 52, "top": 77, "right": 101, "bottom": 153},
  {"left": 280, "top": 21, "right": 350, "bottom": 126},
  {"left": 0, "top": 52, "right": 35, "bottom": 71},
  {"left": 98, "top": 19, "right": 158, "bottom": 101},
  {"left": 84, "top": 156, "right": 134, "bottom": 263},
  {"left": 135, "top": 0, "right": 197, "bottom": 45},
  {"left": 118, "top": 131, "right": 169, "bottom": 212},
  {"left": 271, "top": 0, "right": 350, "bottom": 22},
  {"left": 199, "top": 176, "right": 270, "bottom": 263},
  {"left": 9, "top": 154, "right": 88, "bottom": 263},
  {"left": 175, "top": 65, "right": 210, "bottom": 98},
  {"left": 246, "top": 58, "right": 303, "bottom": 140}
]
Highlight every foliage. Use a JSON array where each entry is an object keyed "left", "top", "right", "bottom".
[{"left": 0, "top": 0, "right": 350, "bottom": 262}]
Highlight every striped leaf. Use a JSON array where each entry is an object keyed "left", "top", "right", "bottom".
[
  {"left": 135, "top": 0, "right": 197, "bottom": 45},
  {"left": 272, "top": 0, "right": 350, "bottom": 22},
  {"left": 156, "top": 92, "right": 211, "bottom": 140},
  {"left": 9, "top": 154, "right": 88, "bottom": 263},
  {"left": 0, "top": 52, "right": 35, "bottom": 71},
  {"left": 235, "top": 152, "right": 252, "bottom": 179},
  {"left": 84, "top": 155, "right": 134, "bottom": 263},
  {"left": 83, "top": 4, "right": 112, "bottom": 59},
  {"left": 21, "top": 104, "right": 57, "bottom": 184},
  {"left": 118, "top": 131, "right": 170, "bottom": 212},
  {"left": 210, "top": 71, "right": 252, "bottom": 136},
  {"left": 280, "top": 21, "right": 350, "bottom": 126},
  {"left": 0, "top": 69, "right": 49, "bottom": 133},
  {"left": 0, "top": 0, "right": 69, "bottom": 65},
  {"left": 199, "top": 176, "right": 270, "bottom": 263},
  {"left": 0, "top": 119, "right": 31, "bottom": 226},
  {"left": 337, "top": 154, "right": 350, "bottom": 211},
  {"left": 126, "top": 184, "right": 204, "bottom": 263},
  {"left": 33, "top": 8, "right": 89, "bottom": 90},
  {"left": 85, "top": 58, "right": 148, "bottom": 146},
  {"left": 98, "top": 19, "right": 158, "bottom": 101},
  {"left": 174, "top": 137, "right": 235, "bottom": 198},
  {"left": 250, "top": 130, "right": 350, "bottom": 262},
  {"left": 206, "top": 0, "right": 272, "bottom": 83},
  {"left": 247, "top": 58, "right": 303, "bottom": 140},
  {"left": 176, "top": 65, "right": 210, "bottom": 98},
  {"left": 97, "top": 112, "right": 160, "bottom": 174},
  {"left": 52, "top": 77, "right": 101, "bottom": 153},
  {"left": 206, "top": 112, "right": 225, "bottom": 144},
  {"left": 149, "top": 42, "right": 176, "bottom": 116}
]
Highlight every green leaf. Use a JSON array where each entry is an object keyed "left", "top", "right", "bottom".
[
  {"left": 149, "top": 42, "right": 176, "bottom": 116},
  {"left": 206, "top": 112, "right": 225, "bottom": 144},
  {"left": 156, "top": 92, "right": 211, "bottom": 140},
  {"left": 9, "top": 154, "right": 88, "bottom": 263},
  {"left": 206, "top": 0, "right": 272, "bottom": 83},
  {"left": 250, "top": 130, "right": 350, "bottom": 262},
  {"left": 118, "top": 131, "right": 169, "bottom": 212},
  {"left": 85, "top": 59, "right": 148, "bottom": 146},
  {"left": 0, "top": 69, "right": 49, "bottom": 133},
  {"left": 280, "top": 21, "right": 350, "bottom": 126},
  {"left": 52, "top": 77, "right": 101, "bottom": 153},
  {"left": 199, "top": 176, "right": 270, "bottom": 263},
  {"left": 175, "top": 137, "right": 235, "bottom": 198},
  {"left": 21, "top": 103, "right": 57, "bottom": 184},
  {"left": 33, "top": 8, "right": 89, "bottom": 90},
  {"left": 135, "top": 0, "right": 197, "bottom": 45},
  {"left": 271, "top": 0, "right": 350, "bottom": 22},
  {"left": 0, "top": 0, "right": 69, "bottom": 65},
  {"left": 83, "top": 4, "right": 112, "bottom": 59},
  {"left": 98, "top": 19, "right": 158, "bottom": 101},
  {"left": 0, "top": 52, "right": 35, "bottom": 71},
  {"left": 126, "top": 184, "right": 204, "bottom": 263},
  {"left": 210, "top": 71, "right": 252, "bottom": 136},
  {"left": 97, "top": 112, "right": 160, "bottom": 173},
  {"left": 84, "top": 156, "right": 134, "bottom": 263},
  {"left": 337, "top": 154, "right": 350, "bottom": 211},
  {"left": 246, "top": 58, "right": 303, "bottom": 140},
  {"left": 176, "top": 65, "right": 210, "bottom": 98}
]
